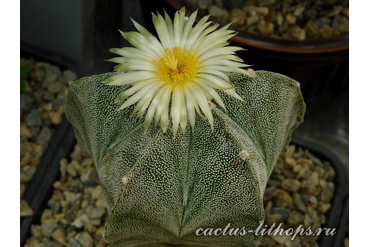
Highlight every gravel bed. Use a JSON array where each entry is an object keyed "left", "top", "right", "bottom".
[
  {"left": 20, "top": 57, "right": 77, "bottom": 217},
  {"left": 188, "top": 0, "right": 349, "bottom": 40},
  {"left": 24, "top": 144, "right": 109, "bottom": 247},
  {"left": 24, "top": 143, "right": 337, "bottom": 247},
  {"left": 260, "top": 144, "right": 335, "bottom": 247}
]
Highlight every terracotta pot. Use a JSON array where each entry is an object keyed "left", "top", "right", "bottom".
[{"left": 151, "top": 0, "right": 349, "bottom": 102}]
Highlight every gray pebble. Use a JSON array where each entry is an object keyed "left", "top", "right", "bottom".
[
  {"left": 86, "top": 206, "right": 106, "bottom": 219},
  {"left": 47, "top": 197, "right": 61, "bottom": 214},
  {"left": 288, "top": 210, "right": 304, "bottom": 225},
  {"left": 69, "top": 238, "right": 82, "bottom": 247},
  {"left": 20, "top": 172, "right": 31, "bottom": 183},
  {"left": 26, "top": 109, "right": 42, "bottom": 126},
  {"left": 271, "top": 207, "right": 290, "bottom": 221},
  {"left": 293, "top": 193, "right": 307, "bottom": 213},
  {"left": 47, "top": 80, "right": 62, "bottom": 94},
  {"left": 320, "top": 183, "right": 334, "bottom": 203},
  {"left": 20, "top": 94, "right": 34, "bottom": 113},
  {"left": 334, "top": 15, "right": 349, "bottom": 33},
  {"left": 41, "top": 222, "right": 59, "bottom": 238},
  {"left": 208, "top": 5, "right": 225, "bottom": 20},
  {"left": 25, "top": 166, "right": 37, "bottom": 179},
  {"left": 44, "top": 64, "right": 62, "bottom": 80},
  {"left": 42, "top": 239, "right": 64, "bottom": 247},
  {"left": 282, "top": 178, "right": 301, "bottom": 192},
  {"left": 63, "top": 70, "right": 78, "bottom": 85},
  {"left": 76, "top": 232, "right": 94, "bottom": 247},
  {"left": 36, "top": 126, "right": 52, "bottom": 147},
  {"left": 264, "top": 186, "right": 277, "bottom": 201},
  {"left": 197, "top": 0, "right": 213, "bottom": 10}
]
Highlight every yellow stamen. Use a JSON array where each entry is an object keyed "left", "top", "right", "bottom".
[
  {"left": 155, "top": 47, "right": 198, "bottom": 84},
  {"left": 164, "top": 55, "right": 178, "bottom": 73}
]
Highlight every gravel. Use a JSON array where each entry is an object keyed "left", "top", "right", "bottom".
[
  {"left": 24, "top": 143, "right": 109, "bottom": 247},
  {"left": 188, "top": 0, "right": 349, "bottom": 40},
  {"left": 20, "top": 57, "right": 77, "bottom": 217},
  {"left": 260, "top": 145, "right": 336, "bottom": 246}
]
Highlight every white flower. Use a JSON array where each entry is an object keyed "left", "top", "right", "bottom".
[{"left": 103, "top": 7, "right": 253, "bottom": 136}]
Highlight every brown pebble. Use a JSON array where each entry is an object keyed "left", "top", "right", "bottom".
[
  {"left": 282, "top": 178, "right": 301, "bottom": 192},
  {"left": 342, "top": 7, "right": 349, "bottom": 17},
  {"left": 274, "top": 189, "right": 294, "bottom": 209}
]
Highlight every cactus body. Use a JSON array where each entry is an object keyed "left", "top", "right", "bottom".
[{"left": 65, "top": 71, "right": 305, "bottom": 247}]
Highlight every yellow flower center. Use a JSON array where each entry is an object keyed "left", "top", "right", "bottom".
[{"left": 155, "top": 47, "right": 198, "bottom": 84}]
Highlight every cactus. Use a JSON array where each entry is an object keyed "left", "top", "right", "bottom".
[
  {"left": 65, "top": 7, "right": 305, "bottom": 247},
  {"left": 65, "top": 70, "right": 305, "bottom": 247}
]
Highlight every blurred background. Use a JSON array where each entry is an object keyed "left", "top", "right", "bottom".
[{"left": 20, "top": 0, "right": 349, "bottom": 175}]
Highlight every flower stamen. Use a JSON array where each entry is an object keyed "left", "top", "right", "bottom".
[{"left": 155, "top": 47, "right": 198, "bottom": 84}]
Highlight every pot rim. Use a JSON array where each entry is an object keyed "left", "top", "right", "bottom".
[{"left": 165, "top": 0, "right": 349, "bottom": 54}]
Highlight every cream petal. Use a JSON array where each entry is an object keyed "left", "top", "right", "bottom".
[
  {"left": 115, "top": 78, "right": 158, "bottom": 103},
  {"left": 109, "top": 47, "right": 156, "bottom": 63},
  {"left": 119, "top": 30, "right": 162, "bottom": 58},
  {"left": 191, "top": 84, "right": 214, "bottom": 130},
  {"left": 130, "top": 18, "right": 164, "bottom": 53},
  {"left": 159, "top": 85, "right": 173, "bottom": 132},
  {"left": 201, "top": 89, "right": 212, "bottom": 100},
  {"left": 116, "top": 63, "right": 157, "bottom": 72},
  {"left": 224, "top": 88, "right": 244, "bottom": 101},
  {"left": 197, "top": 31, "right": 235, "bottom": 51},
  {"left": 183, "top": 85, "right": 196, "bottom": 131},
  {"left": 185, "top": 24, "right": 214, "bottom": 52},
  {"left": 194, "top": 33, "right": 236, "bottom": 57},
  {"left": 113, "top": 61, "right": 157, "bottom": 72},
  {"left": 107, "top": 57, "right": 156, "bottom": 70},
  {"left": 184, "top": 16, "right": 211, "bottom": 50},
  {"left": 196, "top": 67, "right": 230, "bottom": 83},
  {"left": 197, "top": 48, "right": 235, "bottom": 62},
  {"left": 197, "top": 46, "right": 245, "bottom": 61},
  {"left": 105, "top": 57, "right": 127, "bottom": 63},
  {"left": 200, "top": 59, "right": 249, "bottom": 68},
  {"left": 133, "top": 83, "right": 163, "bottom": 117},
  {"left": 164, "top": 11, "right": 175, "bottom": 46},
  {"left": 161, "top": 89, "right": 172, "bottom": 132},
  {"left": 180, "top": 10, "right": 198, "bottom": 47},
  {"left": 179, "top": 87, "right": 187, "bottom": 135},
  {"left": 171, "top": 85, "right": 182, "bottom": 137},
  {"left": 144, "top": 87, "right": 166, "bottom": 132},
  {"left": 133, "top": 97, "right": 152, "bottom": 117},
  {"left": 190, "top": 23, "right": 233, "bottom": 53},
  {"left": 198, "top": 55, "right": 244, "bottom": 67},
  {"left": 103, "top": 71, "right": 156, "bottom": 86},
  {"left": 221, "top": 46, "right": 247, "bottom": 53},
  {"left": 194, "top": 73, "right": 233, "bottom": 90},
  {"left": 184, "top": 83, "right": 206, "bottom": 120},
  {"left": 152, "top": 12, "right": 174, "bottom": 49},
  {"left": 189, "top": 23, "right": 220, "bottom": 53},
  {"left": 117, "top": 83, "right": 158, "bottom": 111},
  {"left": 173, "top": 7, "right": 186, "bottom": 47},
  {"left": 109, "top": 48, "right": 139, "bottom": 58},
  {"left": 199, "top": 65, "right": 252, "bottom": 75},
  {"left": 184, "top": 15, "right": 213, "bottom": 50},
  {"left": 193, "top": 79, "right": 226, "bottom": 110}
]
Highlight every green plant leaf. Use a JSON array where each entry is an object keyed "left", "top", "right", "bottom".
[
  {"left": 20, "top": 80, "right": 26, "bottom": 91},
  {"left": 20, "top": 64, "right": 29, "bottom": 78}
]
